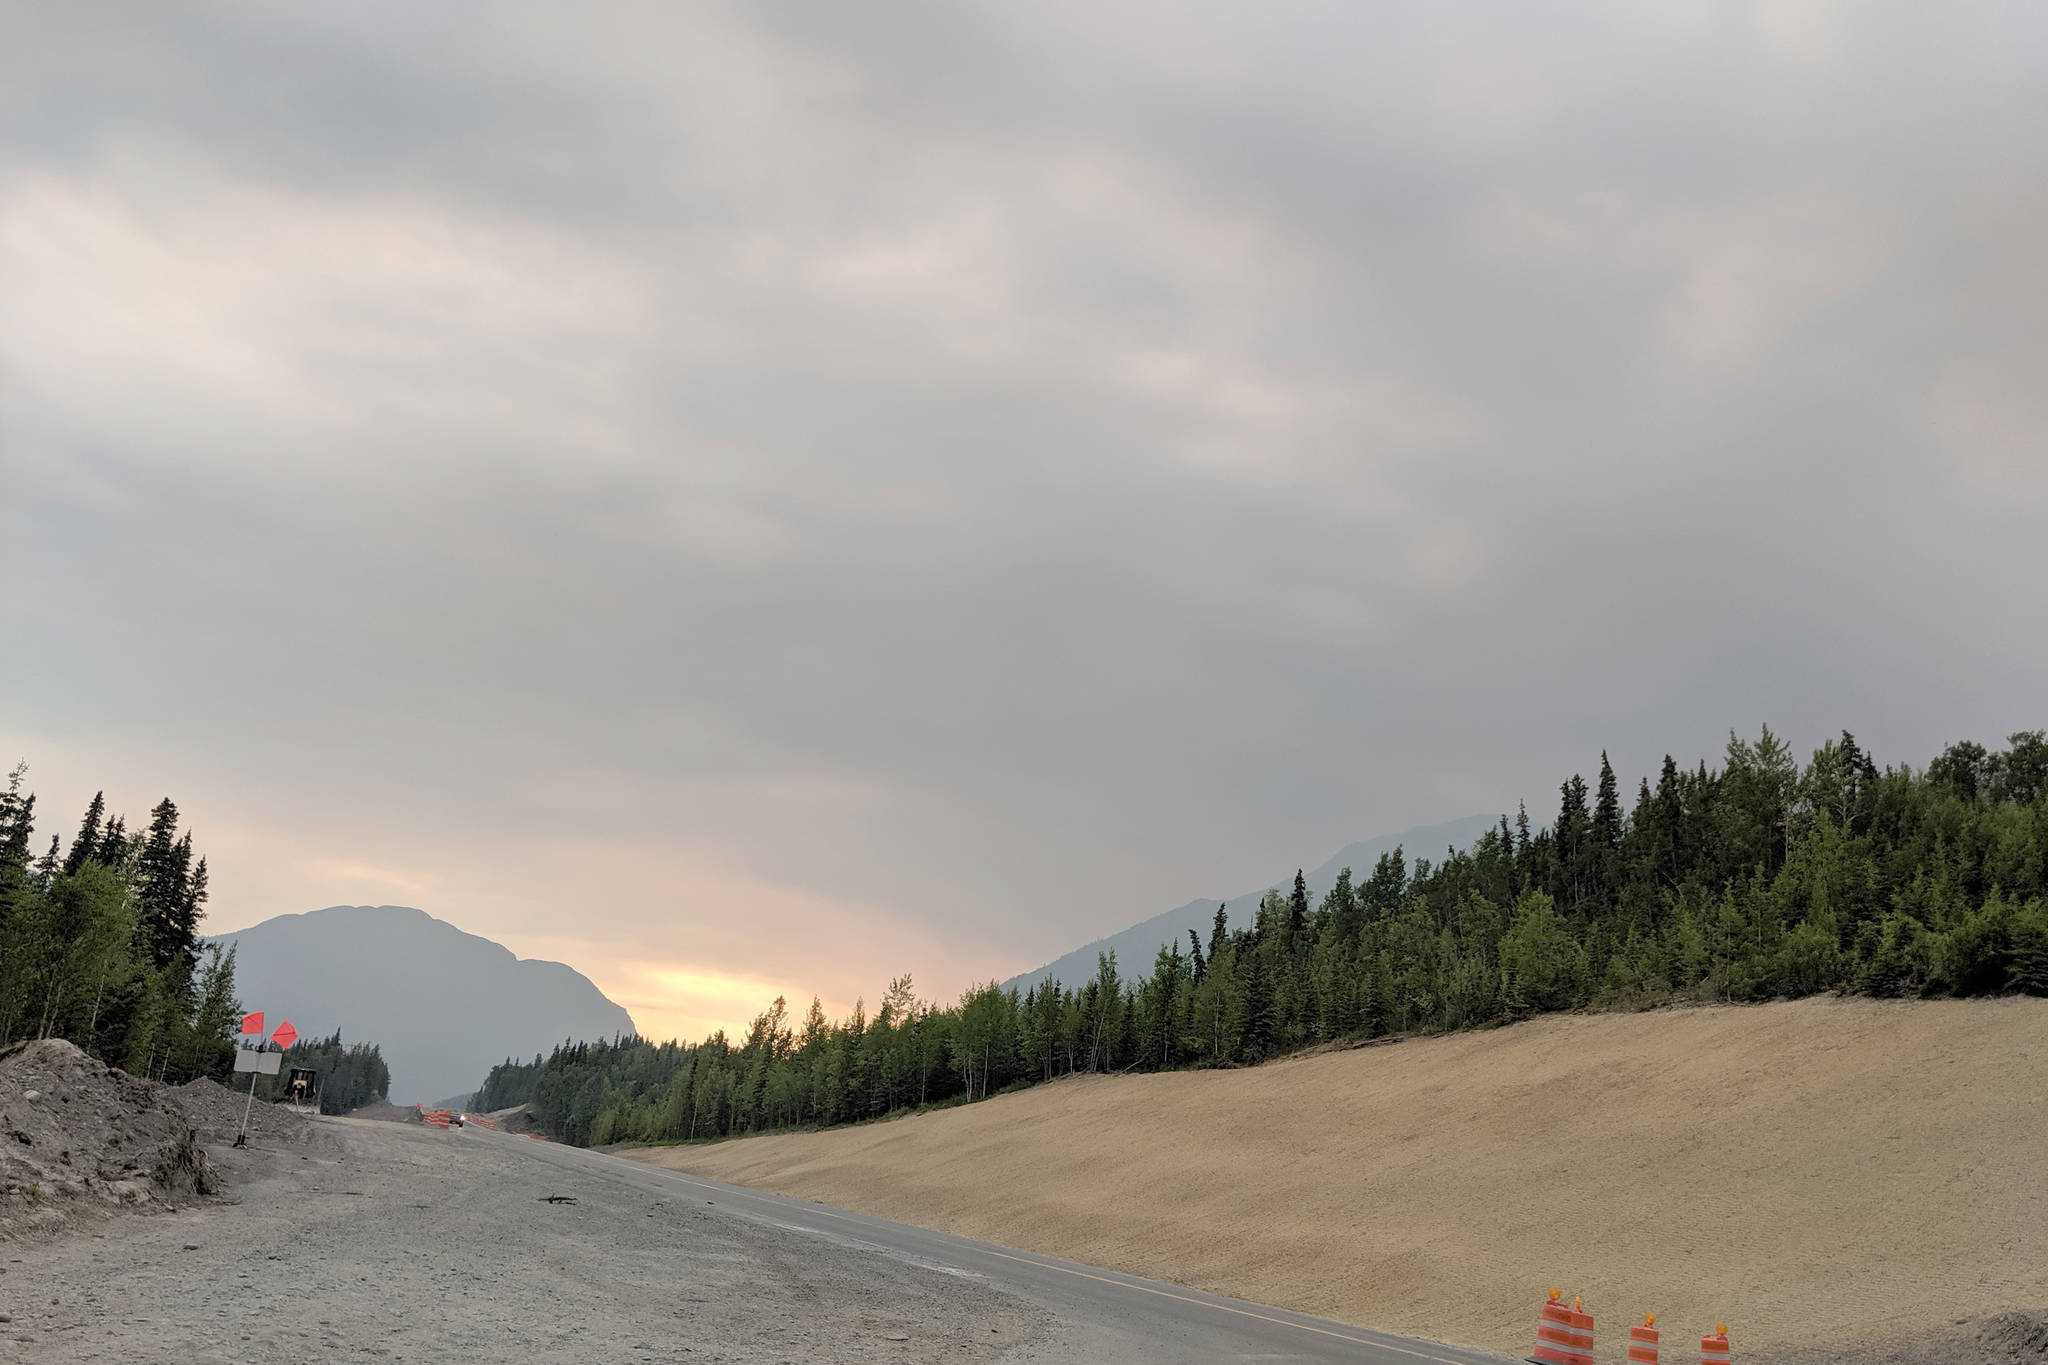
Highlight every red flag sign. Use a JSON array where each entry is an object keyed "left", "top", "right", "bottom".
[
  {"left": 269, "top": 1020, "right": 298, "bottom": 1051},
  {"left": 240, "top": 1011, "right": 264, "bottom": 1036}
]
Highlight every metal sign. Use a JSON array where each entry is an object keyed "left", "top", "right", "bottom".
[{"left": 233, "top": 1048, "right": 282, "bottom": 1075}]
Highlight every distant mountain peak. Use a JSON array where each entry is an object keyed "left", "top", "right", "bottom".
[{"left": 209, "top": 905, "right": 634, "bottom": 1104}]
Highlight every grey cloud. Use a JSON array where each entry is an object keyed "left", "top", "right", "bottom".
[{"left": 5, "top": 2, "right": 2045, "bottom": 990}]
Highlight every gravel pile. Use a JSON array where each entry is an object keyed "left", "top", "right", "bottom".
[
  {"left": 342, "top": 1095, "right": 415, "bottom": 1123},
  {"left": 0, "top": 1039, "right": 216, "bottom": 1239},
  {"left": 485, "top": 1103, "right": 539, "bottom": 1134},
  {"left": 1979, "top": 1312, "right": 2048, "bottom": 1365},
  {"left": 1764, "top": 1310, "right": 2048, "bottom": 1365},
  {"left": 167, "top": 1076, "right": 319, "bottom": 1146},
  {"left": 9, "top": 1114, "right": 1057, "bottom": 1363}
]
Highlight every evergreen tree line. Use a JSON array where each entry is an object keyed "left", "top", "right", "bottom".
[
  {"left": 492, "top": 726, "right": 2043, "bottom": 1148},
  {"left": 249, "top": 1030, "right": 391, "bottom": 1116},
  {"left": 0, "top": 769, "right": 244, "bottom": 1085}
]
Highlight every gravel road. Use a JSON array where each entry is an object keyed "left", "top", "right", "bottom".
[{"left": 2, "top": 1116, "right": 1051, "bottom": 1364}]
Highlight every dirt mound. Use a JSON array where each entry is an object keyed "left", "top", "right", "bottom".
[
  {"left": 485, "top": 1103, "right": 539, "bottom": 1134},
  {"left": 168, "top": 1076, "right": 319, "bottom": 1146},
  {"left": 1767, "top": 1308, "right": 2048, "bottom": 1365},
  {"left": 344, "top": 1096, "right": 413, "bottom": 1123},
  {"left": 0, "top": 1039, "right": 216, "bottom": 1239},
  {"left": 638, "top": 996, "right": 2048, "bottom": 1358}
]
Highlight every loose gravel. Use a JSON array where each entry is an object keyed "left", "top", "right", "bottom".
[{"left": 3, "top": 1116, "right": 1053, "bottom": 1363}]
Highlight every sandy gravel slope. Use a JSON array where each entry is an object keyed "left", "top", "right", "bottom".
[
  {"left": 629, "top": 997, "right": 2048, "bottom": 1359},
  {"left": 3, "top": 1118, "right": 1049, "bottom": 1364}
]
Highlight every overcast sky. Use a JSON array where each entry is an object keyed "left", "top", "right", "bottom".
[{"left": 4, "top": 2, "right": 2044, "bottom": 1042}]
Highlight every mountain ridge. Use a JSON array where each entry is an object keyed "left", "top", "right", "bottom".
[{"left": 211, "top": 904, "right": 636, "bottom": 1104}]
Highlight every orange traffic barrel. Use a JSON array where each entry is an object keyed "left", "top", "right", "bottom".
[
  {"left": 1628, "top": 1314, "right": 1659, "bottom": 1364},
  {"left": 1701, "top": 1324, "right": 1730, "bottom": 1365},
  {"left": 1529, "top": 1290, "right": 1594, "bottom": 1365}
]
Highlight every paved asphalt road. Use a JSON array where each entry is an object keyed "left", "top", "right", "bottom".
[{"left": 470, "top": 1124, "right": 1516, "bottom": 1365}]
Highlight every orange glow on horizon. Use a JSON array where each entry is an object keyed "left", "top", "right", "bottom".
[{"left": 597, "top": 961, "right": 842, "bottom": 1046}]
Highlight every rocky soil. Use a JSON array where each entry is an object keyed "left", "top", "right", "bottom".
[
  {"left": 171, "top": 1076, "right": 332, "bottom": 1148},
  {"left": 481, "top": 1101, "right": 541, "bottom": 1133},
  {"left": 1762, "top": 1311, "right": 2048, "bottom": 1365},
  {"left": 0, "top": 1040, "right": 217, "bottom": 1238},
  {"left": 341, "top": 1096, "right": 416, "bottom": 1123},
  {"left": 0, "top": 1040, "right": 344, "bottom": 1241},
  {"left": 1, "top": 1117, "right": 1054, "bottom": 1364}
]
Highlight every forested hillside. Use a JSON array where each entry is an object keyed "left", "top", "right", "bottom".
[
  {"left": 480, "top": 726, "right": 2048, "bottom": 1148},
  {"left": 0, "top": 768, "right": 243, "bottom": 1084}
]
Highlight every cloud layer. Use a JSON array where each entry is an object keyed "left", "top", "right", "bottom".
[{"left": 6, "top": 1, "right": 2044, "bottom": 1040}]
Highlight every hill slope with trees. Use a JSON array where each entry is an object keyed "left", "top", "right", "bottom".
[
  {"left": 1000, "top": 814, "right": 1499, "bottom": 997},
  {"left": 476, "top": 726, "right": 2048, "bottom": 1147}
]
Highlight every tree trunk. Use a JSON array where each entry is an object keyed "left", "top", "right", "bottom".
[{"left": 40, "top": 982, "right": 67, "bottom": 1041}]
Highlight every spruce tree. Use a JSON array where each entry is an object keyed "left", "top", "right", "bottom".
[
  {"left": 1514, "top": 801, "right": 1533, "bottom": 890},
  {"left": 0, "top": 768, "right": 32, "bottom": 873},
  {"left": 1238, "top": 947, "right": 1275, "bottom": 1059},
  {"left": 133, "top": 799, "right": 196, "bottom": 975},
  {"left": 97, "top": 814, "right": 128, "bottom": 864},
  {"left": 1208, "top": 903, "right": 1228, "bottom": 963},
  {"left": 64, "top": 791, "right": 106, "bottom": 876},
  {"left": 1652, "top": 755, "right": 1683, "bottom": 883},
  {"left": 1187, "top": 928, "right": 1206, "bottom": 984},
  {"left": 1839, "top": 730, "right": 1864, "bottom": 781},
  {"left": 184, "top": 856, "right": 209, "bottom": 934},
  {"left": 1594, "top": 752, "right": 1622, "bottom": 850},
  {"left": 0, "top": 769, "right": 31, "bottom": 944},
  {"left": 1554, "top": 775, "right": 1590, "bottom": 909}
]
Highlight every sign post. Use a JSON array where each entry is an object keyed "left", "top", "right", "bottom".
[{"left": 231, "top": 1017, "right": 296, "bottom": 1148}]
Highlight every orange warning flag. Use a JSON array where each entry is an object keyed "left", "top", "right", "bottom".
[
  {"left": 240, "top": 1011, "right": 264, "bottom": 1036},
  {"left": 270, "top": 1020, "right": 298, "bottom": 1050}
]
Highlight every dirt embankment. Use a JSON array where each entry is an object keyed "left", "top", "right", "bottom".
[
  {"left": 0, "top": 1041, "right": 334, "bottom": 1239},
  {"left": 342, "top": 1095, "right": 416, "bottom": 1123},
  {"left": 481, "top": 1102, "right": 541, "bottom": 1134},
  {"left": 0, "top": 1040, "right": 216, "bottom": 1238},
  {"left": 171, "top": 1075, "right": 326, "bottom": 1147},
  {"left": 629, "top": 996, "right": 2048, "bottom": 1360}
]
